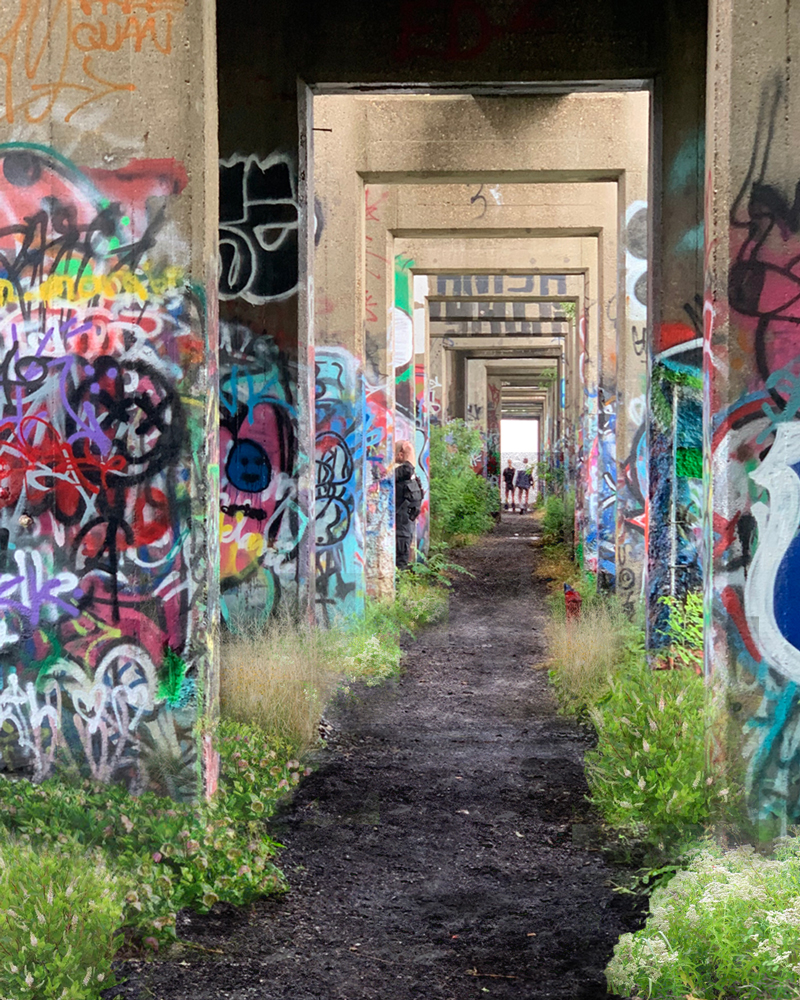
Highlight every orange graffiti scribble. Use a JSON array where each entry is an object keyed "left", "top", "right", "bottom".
[
  {"left": 365, "top": 291, "right": 378, "bottom": 323},
  {"left": 0, "top": 0, "right": 184, "bottom": 125}
]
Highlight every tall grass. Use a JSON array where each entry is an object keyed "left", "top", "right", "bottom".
[
  {"left": 220, "top": 575, "right": 449, "bottom": 754},
  {"left": 546, "top": 598, "right": 645, "bottom": 718},
  {"left": 220, "top": 616, "right": 343, "bottom": 753}
]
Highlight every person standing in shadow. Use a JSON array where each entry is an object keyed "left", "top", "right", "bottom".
[{"left": 394, "top": 440, "right": 423, "bottom": 570}]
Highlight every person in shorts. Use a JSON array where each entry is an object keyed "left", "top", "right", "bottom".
[
  {"left": 502, "top": 459, "right": 517, "bottom": 510},
  {"left": 515, "top": 459, "right": 533, "bottom": 513}
]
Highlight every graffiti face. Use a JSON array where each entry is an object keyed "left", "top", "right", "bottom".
[
  {"left": 219, "top": 322, "right": 300, "bottom": 618},
  {"left": 0, "top": 143, "right": 207, "bottom": 795},
  {"left": 226, "top": 439, "right": 272, "bottom": 493}
]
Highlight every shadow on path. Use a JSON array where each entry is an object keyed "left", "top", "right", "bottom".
[{"left": 115, "top": 517, "right": 644, "bottom": 999}]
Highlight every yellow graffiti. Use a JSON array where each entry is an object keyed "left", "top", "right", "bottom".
[{"left": 0, "top": 265, "right": 185, "bottom": 308}]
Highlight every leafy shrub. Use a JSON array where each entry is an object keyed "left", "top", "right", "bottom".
[
  {"left": 542, "top": 495, "right": 566, "bottom": 546},
  {"left": 430, "top": 420, "right": 496, "bottom": 543},
  {"left": 658, "top": 590, "right": 704, "bottom": 671},
  {"left": 0, "top": 722, "right": 299, "bottom": 948},
  {"left": 536, "top": 455, "right": 565, "bottom": 498},
  {"left": 584, "top": 659, "right": 723, "bottom": 849},
  {"left": 0, "top": 832, "right": 124, "bottom": 999},
  {"left": 607, "top": 838, "right": 800, "bottom": 999}
]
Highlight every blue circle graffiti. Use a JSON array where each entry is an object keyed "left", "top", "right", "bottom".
[{"left": 226, "top": 439, "right": 272, "bottom": 493}]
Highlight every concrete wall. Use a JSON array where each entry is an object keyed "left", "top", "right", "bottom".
[
  {"left": 706, "top": 0, "right": 800, "bottom": 834},
  {"left": 0, "top": 0, "right": 219, "bottom": 797}
]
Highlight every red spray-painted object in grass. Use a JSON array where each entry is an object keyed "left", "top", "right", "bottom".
[{"left": 564, "top": 583, "right": 582, "bottom": 622}]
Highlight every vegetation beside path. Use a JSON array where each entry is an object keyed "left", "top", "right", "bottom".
[
  {"left": 0, "top": 419, "right": 497, "bottom": 999},
  {"left": 0, "top": 570, "right": 458, "bottom": 1000},
  {"left": 537, "top": 500, "right": 800, "bottom": 1000}
]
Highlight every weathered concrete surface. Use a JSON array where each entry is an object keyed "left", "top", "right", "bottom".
[
  {"left": 705, "top": 0, "right": 800, "bottom": 835},
  {"left": 0, "top": 0, "right": 219, "bottom": 795}
]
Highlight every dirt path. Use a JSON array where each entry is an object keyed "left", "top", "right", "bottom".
[{"left": 114, "top": 517, "right": 644, "bottom": 999}]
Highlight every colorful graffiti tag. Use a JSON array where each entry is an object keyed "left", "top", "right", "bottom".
[
  {"left": 711, "top": 78, "right": 800, "bottom": 827},
  {"left": 0, "top": 143, "right": 211, "bottom": 796},
  {"left": 315, "top": 347, "right": 364, "bottom": 622},
  {"left": 219, "top": 321, "right": 304, "bottom": 623}
]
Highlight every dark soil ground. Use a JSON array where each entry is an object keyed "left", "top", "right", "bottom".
[{"left": 112, "top": 516, "right": 647, "bottom": 999}]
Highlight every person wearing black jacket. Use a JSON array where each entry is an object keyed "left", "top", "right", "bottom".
[
  {"left": 394, "top": 440, "right": 421, "bottom": 570},
  {"left": 503, "top": 459, "right": 517, "bottom": 510}
]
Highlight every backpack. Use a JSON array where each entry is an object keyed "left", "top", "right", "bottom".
[{"left": 402, "top": 474, "right": 424, "bottom": 520}]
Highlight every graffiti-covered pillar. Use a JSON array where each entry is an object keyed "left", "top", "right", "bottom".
[
  {"left": 0, "top": 0, "right": 219, "bottom": 796},
  {"left": 580, "top": 301, "right": 601, "bottom": 575},
  {"left": 486, "top": 375, "right": 502, "bottom": 496},
  {"left": 412, "top": 276, "right": 430, "bottom": 558},
  {"left": 706, "top": 0, "right": 800, "bottom": 834},
  {"left": 364, "top": 186, "right": 395, "bottom": 598},
  {"left": 647, "top": 4, "right": 707, "bottom": 643}
]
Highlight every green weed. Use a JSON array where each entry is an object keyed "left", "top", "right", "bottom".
[
  {"left": 607, "top": 837, "right": 800, "bottom": 999},
  {"left": 584, "top": 659, "right": 724, "bottom": 851},
  {"left": 0, "top": 721, "right": 298, "bottom": 950},
  {"left": 430, "top": 420, "right": 497, "bottom": 543},
  {"left": 0, "top": 833, "right": 124, "bottom": 999}
]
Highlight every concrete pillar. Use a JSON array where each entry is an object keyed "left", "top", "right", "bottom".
[
  {"left": 706, "top": 0, "right": 800, "bottom": 834},
  {"left": 0, "top": 0, "right": 218, "bottom": 795},
  {"left": 364, "top": 186, "right": 395, "bottom": 598},
  {"left": 466, "top": 359, "right": 490, "bottom": 471},
  {"left": 310, "top": 104, "right": 368, "bottom": 619},
  {"left": 647, "top": 3, "right": 707, "bottom": 639},
  {"left": 413, "top": 276, "right": 431, "bottom": 558},
  {"left": 486, "top": 375, "right": 502, "bottom": 493},
  {"left": 614, "top": 169, "right": 651, "bottom": 606}
]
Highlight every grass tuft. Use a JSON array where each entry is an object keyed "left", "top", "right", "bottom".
[
  {"left": 545, "top": 599, "right": 643, "bottom": 717},
  {"left": 220, "top": 614, "right": 342, "bottom": 754}
]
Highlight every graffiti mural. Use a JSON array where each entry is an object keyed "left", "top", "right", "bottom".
[
  {"left": 315, "top": 347, "right": 364, "bottom": 622},
  {"left": 614, "top": 199, "right": 649, "bottom": 605},
  {"left": 0, "top": 143, "right": 211, "bottom": 796},
  {"left": 219, "top": 321, "right": 304, "bottom": 623},
  {"left": 219, "top": 154, "right": 299, "bottom": 304},
  {"left": 414, "top": 362, "right": 430, "bottom": 556},
  {"left": 394, "top": 255, "right": 415, "bottom": 444},
  {"left": 597, "top": 387, "right": 617, "bottom": 587},
  {"left": 364, "top": 187, "right": 394, "bottom": 594},
  {"left": 648, "top": 309, "right": 703, "bottom": 637},
  {"left": 710, "top": 78, "right": 800, "bottom": 827}
]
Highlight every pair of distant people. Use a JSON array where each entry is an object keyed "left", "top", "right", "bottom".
[{"left": 502, "top": 459, "right": 534, "bottom": 513}]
